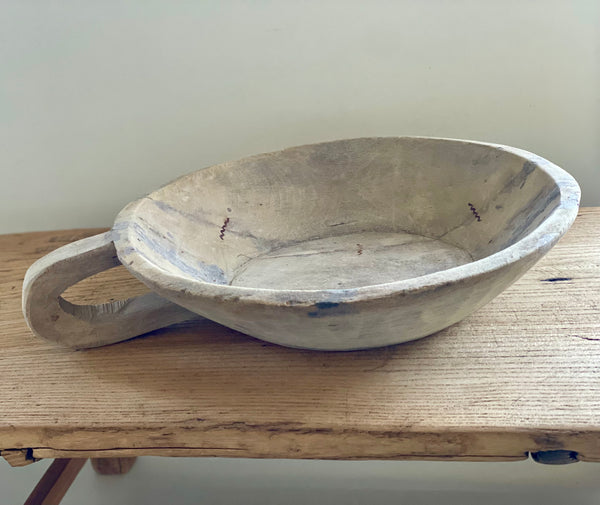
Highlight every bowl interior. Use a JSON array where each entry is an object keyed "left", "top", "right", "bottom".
[{"left": 116, "top": 138, "right": 561, "bottom": 290}]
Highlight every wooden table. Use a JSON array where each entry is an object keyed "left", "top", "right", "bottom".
[{"left": 1, "top": 209, "right": 599, "bottom": 502}]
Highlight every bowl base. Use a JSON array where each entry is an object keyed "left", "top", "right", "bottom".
[{"left": 230, "top": 231, "right": 473, "bottom": 290}]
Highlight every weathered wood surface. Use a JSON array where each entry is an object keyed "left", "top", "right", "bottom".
[
  {"left": 111, "top": 138, "right": 580, "bottom": 350},
  {"left": 1, "top": 209, "right": 599, "bottom": 462},
  {"left": 22, "top": 230, "right": 198, "bottom": 349}
]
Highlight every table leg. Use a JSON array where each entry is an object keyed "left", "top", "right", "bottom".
[
  {"left": 91, "top": 457, "right": 137, "bottom": 475},
  {"left": 24, "top": 458, "right": 87, "bottom": 505}
]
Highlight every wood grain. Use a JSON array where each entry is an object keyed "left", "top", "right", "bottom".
[
  {"left": 24, "top": 459, "right": 86, "bottom": 505},
  {"left": 0, "top": 210, "right": 599, "bottom": 462}
]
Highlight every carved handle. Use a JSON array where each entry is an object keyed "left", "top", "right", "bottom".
[{"left": 22, "top": 231, "right": 199, "bottom": 349}]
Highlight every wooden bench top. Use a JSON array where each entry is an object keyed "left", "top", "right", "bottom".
[{"left": 1, "top": 208, "right": 599, "bottom": 466}]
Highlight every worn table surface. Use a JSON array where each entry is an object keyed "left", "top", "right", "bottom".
[{"left": 1, "top": 208, "right": 599, "bottom": 465}]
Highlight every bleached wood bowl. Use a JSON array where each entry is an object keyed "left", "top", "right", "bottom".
[{"left": 23, "top": 137, "right": 580, "bottom": 350}]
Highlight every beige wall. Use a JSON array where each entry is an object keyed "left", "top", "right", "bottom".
[{"left": 2, "top": 0, "right": 599, "bottom": 233}]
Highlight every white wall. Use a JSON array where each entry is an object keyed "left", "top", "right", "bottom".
[
  {"left": 1, "top": 0, "right": 599, "bottom": 233},
  {"left": 2, "top": 2, "right": 599, "bottom": 503}
]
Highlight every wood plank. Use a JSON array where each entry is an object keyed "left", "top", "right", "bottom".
[
  {"left": 0, "top": 209, "right": 599, "bottom": 461},
  {"left": 42, "top": 448, "right": 527, "bottom": 462},
  {"left": 24, "top": 459, "right": 86, "bottom": 505}
]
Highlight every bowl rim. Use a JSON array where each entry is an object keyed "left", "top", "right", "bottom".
[{"left": 113, "top": 136, "right": 581, "bottom": 306}]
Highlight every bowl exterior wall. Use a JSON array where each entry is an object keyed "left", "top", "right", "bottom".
[{"left": 147, "top": 251, "right": 540, "bottom": 350}]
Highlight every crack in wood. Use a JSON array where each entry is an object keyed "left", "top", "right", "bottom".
[{"left": 571, "top": 334, "right": 600, "bottom": 342}]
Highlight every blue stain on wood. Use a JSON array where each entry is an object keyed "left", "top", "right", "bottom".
[
  {"left": 130, "top": 221, "right": 227, "bottom": 284},
  {"left": 308, "top": 302, "right": 353, "bottom": 318},
  {"left": 315, "top": 302, "right": 340, "bottom": 309},
  {"left": 519, "top": 160, "right": 537, "bottom": 189}
]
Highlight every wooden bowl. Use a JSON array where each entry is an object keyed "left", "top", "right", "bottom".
[{"left": 23, "top": 137, "right": 580, "bottom": 350}]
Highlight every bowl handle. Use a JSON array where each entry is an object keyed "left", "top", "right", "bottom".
[{"left": 22, "top": 231, "right": 200, "bottom": 349}]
